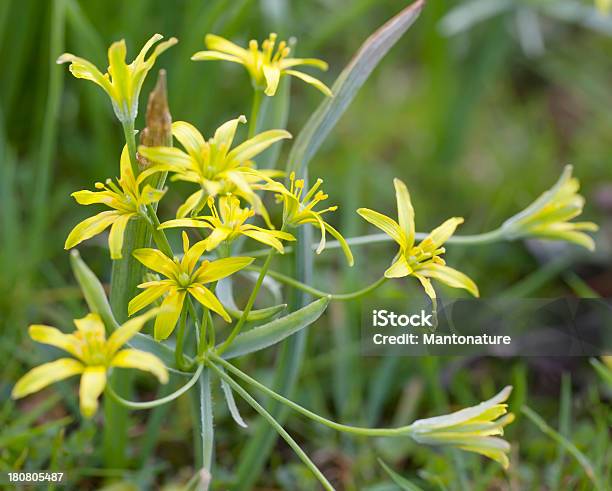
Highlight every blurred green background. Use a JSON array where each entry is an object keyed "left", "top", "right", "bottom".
[{"left": 1, "top": 0, "right": 611, "bottom": 489}]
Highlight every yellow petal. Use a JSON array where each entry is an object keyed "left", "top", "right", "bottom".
[
  {"left": 212, "top": 115, "right": 247, "bottom": 155},
  {"left": 191, "top": 50, "right": 244, "bottom": 63},
  {"left": 133, "top": 248, "right": 178, "bottom": 278},
  {"left": 181, "top": 239, "right": 210, "bottom": 272},
  {"left": 284, "top": 69, "right": 332, "bottom": 97},
  {"left": 71, "top": 189, "right": 117, "bottom": 206},
  {"left": 128, "top": 284, "right": 169, "bottom": 316},
  {"left": 12, "top": 358, "right": 84, "bottom": 399},
  {"left": 324, "top": 222, "right": 354, "bottom": 266},
  {"left": 242, "top": 229, "right": 285, "bottom": 253},
  {"left": 172, "top": 121, "right": 208, "bottom": 161},
  {"left": 188, "top": 284, "right": 231, "bottom": 322},
  {"left": 205, "top": 34, "right": 249, "bottom": 59},
  {"left": 357, "top": 208, "right": 405, "bottom": 247},
  {"left": 384, "top": 254, "right": 412, "bottom": 278},
  {"left": 138, "top": 146, "right": 193, "bottom": 169},
  {"left": 139, "top": 184, "right": 166, "bottom": 206},
  {"left": 28, "top": 325, "right": 81, "bottom": 359},
  {"left": 425, "top": 217, "right": 463, "bottom": 249},
  {"left": 64, "top": 210, "right": 120, "bottom": 250},
  {"left": 263, "top": 65, "right": 281, "bottom": 96},
  {"left": 108, "top": 213, "right": 133, "bottom": 260},
  {"left": 79, "top": 366, "right": 107, "bottom": 418},
  {"left": 56, "top": 53, "right": 113, "bottom": 94},
  {"left": 204, "top": 227, "right": 232, "bottom": 251},
  {"left": 176, "top": 189, "right": 206, "bottom": 219},
  {"left": 414, "top": 273, "right": 437, "bottom": 300},
  {"left": 393, "top": 178, "right": 415, "bottom": 249},
  {"left": 226, "top": 129, "right": 292, "bottom": 164},
  {"left": 111, "top": 349, "right": 168, "bottom": 383},
  {"left": 159, "top": 218, "right": 211, "bottom": 230},
  {"left": 195, "top": 256, "right": 254, "bottom": 283},
  {"left": 280, "top": 58, "right": 328, "bottom": 71},
  {"left": 418, "top": 263, "right": 479, "bottom": 297},
  {"left": 154, "top": 289, "right": 186, "bottom": 340},
  {"left": 73, "top": 313, "right": 106, "bottom": 336},
  {"left": 106, "top": 308, "right": 161, "bottom": 356}
]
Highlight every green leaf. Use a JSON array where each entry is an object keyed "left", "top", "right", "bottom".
[
  {"left": 70, "top": 250, "right": 119, "bottom": 332},
  {"left": 378, "top": 459, "right": 424, "bottom": 491},
  {"left": 219, "top": 296, "right": 330, "bottom": 360},
  {"left": 286, "top": 0, "right": 425, "bottom": 176},
  {"left": 219, "top": 365, "right": 248, "bottom": 428}
]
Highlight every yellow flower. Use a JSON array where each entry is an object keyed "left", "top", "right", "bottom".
[
  {"left": 259, "top": 172, "right": 354, "bottom": 266},
  {"left": 357, "top": 178, "right": 478, "bottom": 300},
  {"left": 501, "top": 165, "right": 598, "bottom": 250},
  {"left": 138, "top": 117, "right": 290, "bottom": 220},
  {"left": 57, "top": 34, "right": 177, "bottom": 123},
  {"left": 12, "top": 310, "right": 167, "bottom": 418},
  {"left": 409, "top": 386, "right": 515, "bottom": 469},
  {"left": 192, "top": 33, "right": 332, "bottom": 97},
  {"left": 65, "top": 146, "right": 165, "bottom": 259},
  {"left": 160, "top": 195, "right": 295, "bottom": 253},
  {"left": 129, "top": 233, "right": 253, "bottom": 340}
]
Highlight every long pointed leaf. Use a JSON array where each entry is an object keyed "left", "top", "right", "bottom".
[
  {"left": 219, "top": 296, "right": 329, "bottom": 360},
  {"left": 286, "top": 0, "right": 425, "bottom": 175}
]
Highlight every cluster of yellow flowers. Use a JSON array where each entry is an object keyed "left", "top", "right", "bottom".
[{"left": 12, "top": 31, "right": 599, "bottom": 472}]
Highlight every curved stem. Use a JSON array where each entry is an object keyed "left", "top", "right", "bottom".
[
  {"left": 206, "top": 360, "right": 335, "bottom": 491},
  {"left": 248, "top": 89, "right": 263, "bottom": 138},
  {"left": 106, "top": 363, "right": 204, "bottom": 410},
  {"left": 209, "top": 353, "right": 409, "bottom": 438},
  {"left": 145, "top": 204, "right": 174, "bottom": 257},
  {"left": 216, "top": 249, "right": 275, "bottom": 355},
  {"left": 247, "top": 266, "right": 386, "bottom": 300},
  {"left": 122, "top": 119, "right": 139, "bottom": 176},
  {"left": 175, "top": 304, "right": 190, "bottom": 371},
  {"left": 243, "top": 228, "right": 507, "bottom": 257}
]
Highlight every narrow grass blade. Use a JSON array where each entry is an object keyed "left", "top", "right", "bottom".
[
  {"left": 378, "top": 459, "right": 425, "bottom": 491},
  {"left": 521, "top": 405, "right": 605, "bottom": 490},
  {"left": 286, "top": 0, "right": 424, "bottom": 175}
]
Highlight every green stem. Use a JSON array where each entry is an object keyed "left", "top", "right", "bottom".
[
  {"left": 122, "top": 119, "right": 139, "bottom": 176},
  {"left": 216, "top": 249, "right": 275, "bottom": 355},
  {"left": 209, "top": 354, "right": 408, "bottom": 438},
  {"left": 206, "top": 360, "right": 335, "bottom": 491},
  {"left": 106, "top": 363, "right": 204, "bottom": 410},
  {"left": 243, "top": 228, "right": 507, "bottom": 257},
  {"left": 247, "top": 266, "right": 386, "bottom": 300},
  {"left": 248, "top": 89, "right": 264, "bottom": 138},
  {"left": 175, "top": 304, "right": 190, "bottom": 371},
  {"left": 145, "top": 204, "right": 174, "bottom": 257}
]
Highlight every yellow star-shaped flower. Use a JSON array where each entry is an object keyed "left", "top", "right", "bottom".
[
  {"left": 192, "top": 33, "right": 332, "bottom": 97},
  {"left": 65, "top": 146, "right": 165, "bottom": 259},
  {"left": 138, "top": 117, "right": 290, "bottom": 220},
  {"left": 129, "top": 233, "right": 253, "bottom": 340},
  {"left": 58, "top": 34, "right": 177, "bottom": 123},
  {"left": 160, "top": 195, "right": 295, "bottom": 253},
  {"left": 357, "top": 178, "right": 478, "bottom": 300},
  {"left": 12, "top": 310, "right": 167, "bottom": 418}
]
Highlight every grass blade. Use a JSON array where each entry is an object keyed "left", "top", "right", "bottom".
[
  {"left": 286, "top": 0, "right": 424, "bottom": 175},
  {"left": 522, "top": 405, "right": 605, "bottom": 490}
]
